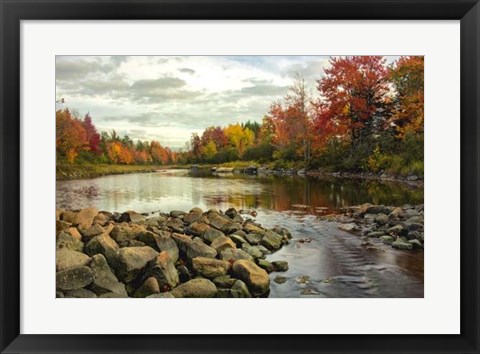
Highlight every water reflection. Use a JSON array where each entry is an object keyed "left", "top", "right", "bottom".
[{"left": 56, "top": 170, "right": 423, "bottom": 213}]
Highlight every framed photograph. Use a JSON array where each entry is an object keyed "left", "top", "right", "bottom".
[{"left": 1, "top": 0, "right": 479, "bottom": 353}]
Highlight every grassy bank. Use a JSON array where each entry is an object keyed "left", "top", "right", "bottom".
[{"left": 56, "top": 164, "right": 169, "bottom": 181}]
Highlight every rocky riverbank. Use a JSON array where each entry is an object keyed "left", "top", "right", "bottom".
[
  {"left": 319, "top": 203, "right": 424, "bottom": 251},
  {"left": 56, "top": 207, "right": 291, "bottom": 298}
]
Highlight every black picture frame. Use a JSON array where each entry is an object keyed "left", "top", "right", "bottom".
[{"left": 1, "top": 0, "right": 479, "bottom": 353}]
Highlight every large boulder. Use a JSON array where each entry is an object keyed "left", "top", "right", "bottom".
[
  {"left": 210, "top": 235, "right": 236, "bottom": 252},
  {"left": 171, "top": 278, "right": 217, "bottom": 298},
  {"left": 241, "top": 243, "right": 263, "bottom": 259},
  {"left": 110, "top": 246, "right": 159, "bottom": 282},
  {"left": 183, "top": 211, "right": 204, "bottom": 225},
  {"left": 109, "top": 224, "right": 147, "bottom": 247},
  {"left": 208, "top": 213, "right": 232, "bottom": 232},
  {"left": 146, "top": 251, "right": 179, "bottom": 289},
  {"left": 171, "top": 233, "right": 193, "bottom": 252},
  {"left": 84, "top": 233, "right": 119, "bottom": 261},
  {"left": 232, "top": 260, "right": 270, "bottom": 297},
  {"left": 187, "top": 222, "right": 210, "bottom": 236},
  {"left": 56, "top": 249, "right": 90, "bottom": 271},
  {"left": 56, "top": 231, "right": 84, "bottom": 252},
  {"left": 203, "top": 228, "right": 225, "bottom": 244},
  {"left": 137, "top": 231, "right": 179, "bottom": 263},
  {"left": 261, "top": 230, "right": 283, "bottom": 250},
  {"left": 56, "top": 266, "right": 94, "bottom": 291},
  {"left": 166, "top": 218, "right": 184, "bottom": 233},
  {"left": 80, "top": 224, "right": 105, "bottom": 240},
  {"left": 185, "top": 241, "right": 217, "bottom": 260},
  {"left": 134, "top": 277, "right": 160, "bottom": 298},
  {"left": 245, "top": 233, "right": 262, "bottom": 245},
  {"left": 89, "top": 254, "right": 127, "bottom": 296},
  {"left": 192, "top": 257, "right": 231, "bottom": 278},
  {"left": 219, "top": 248, "right": 254, "bottom": 263},
  {"left": 74, "top": 207, "right": 99, "bottom": 230}
]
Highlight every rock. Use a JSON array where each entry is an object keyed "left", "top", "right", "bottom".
[
  {"left": 232, "top": 260, "right": 270, "bottom": 297},
  {"left": 359, "top": 204, "right": 392, "bottom": 216},
  {"left": 146, "top": 292, "right": 175, "bottom": 298},
  {"left": 408, "top": 230, "right": 424, "bottom": 243},
  {"left": 109, "top": 224, "right": 146, "bottom": 247},
  {"left": 61, "top": 210, "right": 78, "bottom": 224},
  {"left": 186, "top": 240, "right": 217, "bottom": 260},
  {"left": 274, "top": 275, "right": 287, "bottom": 284},
  {"left": 81, "top": 223, "right": 105, "bottom": 240},
  {"left": 146, "top": 251, "right": 179, "bottom": 289},
  {"left": 89, "top": 254, "right": 127, "bottom": 296},
  {"left": 134, "top": 277, "right": 160, "bottom": 297},
  {"left": 257, "top": 259, "right": 274, "bottom": 273},
  {"left": 272, "top": 261, "right": 289, "bottom": 272},
  {"left": 137, "top": 231, "right": 179, "bottom": 262},
  {"left": 241, "top": 243, "right": 263, "bottom": 259},
  {"left": 84, "top": 233, "right": 119, "bottom": 261},
  {"left": 388, "top": 207, "right": 406, "bottom": 219},
  {"left": 409, "top": 239, "right": 424, "bottom": 249},
  {"left": 392, "top": 240, "right": 413, "bottom": 250},
  {"left": 245, "top": 233, "right": 262, "bottom": 245},
  {"left": 187, "top": 222, "right": 210, "bottom": 236},
  {"left": 219, "top": 248, "right": 254, "bottom": 263},
  {"left": 256, "top": 245, "right": 271, "bottom": 255},
  {"left": 56, "top": 249, "right": 90, "bottom": 271},
  {"left": 56, "top": 219, "right": 72, "bottom": 233},
  {"left": 171, "top": 278, "right": 217, "bottom": 298},
  {"left": 243, "top": 223, "right": 266, "bottom": 235},
  {"left": 225, "top": 207, "right": 238, "bottom": 219},
  {"left": 171, "top": 233, "right": 193, "bottom": 252},
  {"left": 229, "top": 234, "right": 248, "bottom": 246},
  {"left": 64, "top": 288, "right": 97, "bottom": 298},
  {"left": 192, "top": 257, "right": 231, "bottom": 278},
  {"left": 213, "top": 275, "right": 236, "bottom": 288},
  {"left": 56, "top": 266, "right": 94, "bottom": 291},
  {"left": 119, "top": 210, "right": 146, "bottom": 223},
  {"left": 110, "top": 246, "right": 159, "bottom": 282},
  {"left": 375, "top": 213, "right": 389, "bottom": 225},
  {"left": 208, "top": 213, "right": 233, "bottom": 232},
  {"left": 387, "top": 224, "right": 405, "bottom": 235},
  {"left": 166, "top": 218, "right": 184, "bottom": 233},
  {"left": 183, "top": 212, "right": 204, "bottom": 224},
  {"left": 232, "top": 230, "right": 247, "bottom": 238},
  {"left": 406, "top": 223, "right": 424, "bottom": 232},
  {"left": 170, "top": 210, "right": 186, "bottom": 218},
  {"left": 272, "top": 226, "right": 292, "bottom": 239},
  {"left": 224, "top": 222, "right": 243, "bottom": 234},
  {"left": 339, "top": 223, "right": 358, "bottom": 232},
  {"left": 231, "top": 279, "right": 252, "bottom": 298},
  {"left": 56, "top": 231, "right": 84, "bottom": 252},
  {"left": 56, "top": 208, "right": 64, "bottom": 220},
  {"left": 367, "top": 231, "right": 385, "bottom": 238},
  {"left": 74, "top": 207, "right": 99, "bottom": 230},
  {"left": 261, "top": 230, "right": 283, "bottom": 250},
  {"left": 93, "top": 212, "right": 110, "bottom": 226},
  {"left": 210, "top": 235, "right": 236, "bottom": 252},
  {"left": 98, "top": 292, "right": 129, "bottom": 298},
  {"left": 203, "top": 228, "right": 224, "bottom": 244},
  {"left": 405, "top": 209, "right": 421, "bottom": 217},
  {"left": 64, "top": 227, "right": 82, "bottom": 241},
  {"left": 176, "top": 265, "right": 191, "bottom": 283},
  {"left": 379, "top": 235, "right": 394, "bottom": 245}
]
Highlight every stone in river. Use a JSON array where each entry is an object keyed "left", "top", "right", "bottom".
[
  {"left": 260, "top": 230, "right": 283, "bottom": 250},
  {"left": 232, "top": 259, "right": 270, "bottom": 297},
  {"left": 272, "top": 260, "right": 289, "bottom": 272},
  {"left": 170, "top": 278, "right": 217, "bottom": 298},
  {"left": 56, "top": 266, "right": 94, "bottom": 291}
]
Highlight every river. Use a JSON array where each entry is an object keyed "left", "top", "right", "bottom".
[{"left": 56, "top": 169, "right": 424, "bottom": 298}]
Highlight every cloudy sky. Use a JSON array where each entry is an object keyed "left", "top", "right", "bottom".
[{"left": 55, "top": 56, "right": 333, "bottom": 149}]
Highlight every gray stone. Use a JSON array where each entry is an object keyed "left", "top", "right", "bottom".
[
  {"left": 256, "top": 259, "right": 274, "bottom": 273},
  {"left": 110, "top": 246, "right": 159, "bottom": 283},
  {"left": 81, "top": 223, "right": 105, "bottom": 240},
  {"left": 192, "top": 257, "right": 231, "bottom": 278},
  {"left": 261, "top": 230, "right": 283, "bottom": 250},
  {"left": 212, "top": 275, "right": 236, "bottom": 288},
  {"left": 170, "top": 210, "right": 186, "bottom": 218},
  {"left": 89, "top": 254, "right": 127, "bottom": 296},
  {"left": 367, "top": 231, "right": 385, "bottom": 238},
  {"left": 64, "top": 288, "right": 97, "bottom": 298},
  {"left": 56, "top": 249, "right": 90, "bottom": 272},
  {"left": 274, "top": 276, "right": 287, "bottom": 284},
  {"left": 229, "top": 234, "right": 248, "bottom": 246},
  {"left": 56, "top": 266, "right": 94, "bottom": 291},
  {"left": 210, "top": 235, "right": 236, "bottom": 252},
  {"left": 272, "top": 261, "right": 289, "bottom": 272},
  {"left": 56, "top": 231, "right": 84, "bottom": 252},
  {"left": 166, "top": 217, "right": 184, "bottom": 233},
  {"left": 379, "top": 235, "right": 394, "bottom": 245},
  {"left": 146, "top": 251, "right": 179, "bottom": 289},
  {"left": 231, "top": 279, "right": 252, "bottom": 298},
  {"left": 241, "top": 243, "right": 263, "bottom": 259},
  {"left": 245, "top": 233, "right": 263, "bottom": 245},
  {"left": 119, "top": 210, "right": 146, "bottom": 223},
  {"left": 134, "top": 276, "right": 160, "bottom": 297},
  {"left": 409, "top": 239, "right": 424, "bottom": 249},
  {"left": 392, "top": 240, "right": 413, "bottom": 250},
  {"left": 203, "top": 228, "right": 225, "bottom": 244},
  {"left": 171, "top": 278, "right": 217, "bottom": 298},
  {"left": 232, "top": 260, "right": 270, "bottom": 297},
  {"left": 84, "top": 233, "right": 119, "bottom": 261},
  {"left": 219, "top": 248, "right": 254, "bottom": 263}
]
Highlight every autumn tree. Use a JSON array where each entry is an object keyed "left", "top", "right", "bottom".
[
  {"left": 82, "top": 113, "right": 101, "bottom": 155},
  {"left": 56, "top": 109, "right": 88, "bottom": 163},
  {"left": 314, "top": 56, "right": 390, "bottom": 149},
  {"left": 389, "top": 56, "right": 424, "bottom": 138}
]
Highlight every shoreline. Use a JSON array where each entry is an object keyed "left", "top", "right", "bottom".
[
  {"left": 56, "top": 207, "right": 291, "bottom": 298},
  {"left": 56, "top": 163, "right": 423, "bottom": 186}
]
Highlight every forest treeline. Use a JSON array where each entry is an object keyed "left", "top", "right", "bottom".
[{"left": 56, "top": 56, "right": 424, "bottom": 176}]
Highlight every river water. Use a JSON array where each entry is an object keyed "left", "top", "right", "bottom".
[{"left": 56, "top": 169, "right": 424, "bottom": 298}]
